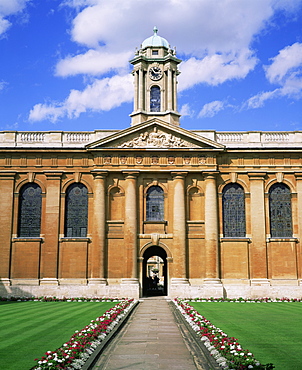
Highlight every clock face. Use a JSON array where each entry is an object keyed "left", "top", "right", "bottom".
[{"left": 149, "top": 66, "right": 162, "bottom": 81}]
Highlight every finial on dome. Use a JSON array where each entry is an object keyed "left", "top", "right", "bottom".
[{"left": 153, "top": 26, "right": 158, "bottom": 35}]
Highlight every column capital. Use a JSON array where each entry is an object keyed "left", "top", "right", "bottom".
[
  {"left": 0, "top": 171, "right": 16, "bottom": 180},
  {"left": 171, "top": 171, "right": 188, "bottom": 179},
  {"left": 295, "top": 172, "right": 302, "bottom": 180},
  {"left": 248, "top": 172, "right": 267, "bottom": 180},
  {"left": 123, "top": 171, "right": 140, "bottom": 180},
  {"left": 91, "top": 170, "right": 108, "bottom": 179},
  {"left": 203, "top": 171, "right": 218, "bottom": 180}
]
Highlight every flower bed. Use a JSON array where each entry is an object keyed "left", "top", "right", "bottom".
[
  {"left": 187, "top": 297, "right": 301, "bottom": 303},
  {"left": 174, "top": 298, "right": 275, "bottom": 370},
  {"left": 31, "top": 299, "right": 135, "bottom": 370},
  {"left": 0, "top": 296, "right": 125, "bottom": 302}
]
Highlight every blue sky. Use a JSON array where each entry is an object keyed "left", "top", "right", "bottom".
[{"left": 0, "top": 0, "right": 302, "bottom": 133}]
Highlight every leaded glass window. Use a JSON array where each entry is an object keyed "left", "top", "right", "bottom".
[
  {"left": 18, "top": 183, "right": 42, "bottom": 237},
  {"left": 150, "top": 86, "right": 160, "bottom": 112},
  {"left": 269, "top": 183, "right": 292, "bottom": 237},
  {"left": 65, "top": 183, "right": 88, "bottom": 237},
  {"left": 146, "top": 186, "right": 164, "bottom": 221},
  {"left": 222, "top": 183, "right": 246, "bottom": 237}
]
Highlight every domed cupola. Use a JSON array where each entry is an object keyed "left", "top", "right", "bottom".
[
  {"left": 129, "top": 27, "right": 182, "bottom": 126},
  {"left": 141, "top": 26, "right": 170, "bottom": 49}
]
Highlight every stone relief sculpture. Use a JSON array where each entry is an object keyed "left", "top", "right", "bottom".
[{"left": 120, "top": 130, "right": 186, "bottom": 148}]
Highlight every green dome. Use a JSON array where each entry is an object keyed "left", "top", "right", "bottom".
[{"left": 141, "top": 26, "right": 169, "bottom": 49}]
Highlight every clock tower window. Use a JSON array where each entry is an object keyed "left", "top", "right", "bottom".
[{"left": 150, "top": 86, "right": 161, "bottom": 112}]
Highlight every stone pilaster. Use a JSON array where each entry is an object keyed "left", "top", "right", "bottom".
[
  {"left": 0, "top": 172, "right": 16, "bottom": 285},
  {"left": 171, "top": 172, "right": 189, "bottom": 285},
  {"left": 40, "top": 172, "right": 62, "bottom": 284},
  {"left": 133, "top": 69, "right": 138, "bottom": 111},
  {"left": 248, "top": 173, "right": 268, "bottom": 281},
  {"left": 167, "top": 69, "right": 173, "bottom": 111},
  {"left": 138, "top": 68, "right": 144, "bottom": 111},
  {"left": 123, "top": 171, "right": 139, "bottom": 281},
  {"left": 89, "top": 170, "right": 108, "bottom": 285},
  {"left": 173, "top": 70, "right": 178, "bottom": 111}
]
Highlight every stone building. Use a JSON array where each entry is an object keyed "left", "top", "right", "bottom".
[{"left": 1, "top": 28, "right": 302, "bottom": 299}]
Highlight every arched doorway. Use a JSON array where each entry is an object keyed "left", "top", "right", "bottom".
[{"left": 142, "top": 246, "right": 167, "bottom": 296}]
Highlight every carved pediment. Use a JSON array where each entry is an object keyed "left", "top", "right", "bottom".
[
  {"left": 86, "top": 119, "right": 224, "bottom": 150},
  {"left": 119, "top": 128, "right": 189, "bottom": 148}
]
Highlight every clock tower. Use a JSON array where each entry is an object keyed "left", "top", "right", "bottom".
[{"left": 130, "top": 27, "right": 181, "bottom": 126}]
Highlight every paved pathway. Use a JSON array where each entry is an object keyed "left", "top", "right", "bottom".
[{"left": 93, "top": 297, "right": 206, "bottom": 370}]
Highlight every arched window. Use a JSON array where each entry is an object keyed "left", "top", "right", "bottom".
[
  {"left": 18, "top": 183, "right": 42, "bottom": 237},
  {"left": 146, "top": 186, "right": 164, "bottom": 221},
  {"left": 269, "top": 183, "right": 292, "bottom": 237},
  {"left": 150, "top": 86, "right": 161, "bottom": 112},
  {"left": 222, "top": 183, "right": 246, "bottom": 237},
  {"left": 65, "top": 183, "right": 88, "bottom": 237}
]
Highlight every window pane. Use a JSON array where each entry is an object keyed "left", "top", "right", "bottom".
[
  {"left": 146, "top": 186, "right": 164, "bottom": 221},
  {"left": 222, "top": 183, "right": 246, "bottom": 237},
  {"left": 18, "top": 183, "right": 42, "bottom": 237},
  {"left": 150, "top": 86, "right": 160, "bottom": 112},
  {"left": 269, "top": 183, "right": 292, "bottom": 237},
  {"left": 65, "top": 183, "right": 88, "bottom": 237}
]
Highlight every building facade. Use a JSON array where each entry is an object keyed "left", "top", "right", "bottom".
[{"left": 1, "top": 29, "right": 302, "bottom": 299}]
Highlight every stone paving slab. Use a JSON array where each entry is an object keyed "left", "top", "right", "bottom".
[{"left": 93, "top": 297, "right": 201, "bottom": 370}]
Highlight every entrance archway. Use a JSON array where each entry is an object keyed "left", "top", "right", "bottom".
[{"left": 142, "top": 246, "right": 167, "bottom": 296}]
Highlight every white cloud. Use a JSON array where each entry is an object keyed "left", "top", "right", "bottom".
[
  {"left": 265, "top": 43, "right": 302, "bottom": 84},
  {"left": 179, "top": 103, "right": 194, "bottom": 118},
  {"left": 246, "top": 90, "right": 279, "bottom": 109},
  {"left": 0, "top": 80, "right": 8, "bottom": 91},
  {"left": 29, "top": 74, "right": 133, "bottom": 122},
  {"left": 178, "top": 49, "right": 257, "bottom": 91},
  {"left": 246, "top": 42, "right": 302, "bottom": 109},
  {"left": 56, "top": 49, "right": 132, "bottom": 77},
  {"left": 0, "top": 16, "right": 10, "bottom": 34},
  {"left": 66, "top": 0, "right": 276, "bottom": 53},
  {"left": 59, "top": 0, "right": 286, "bottom": 82},
  {"left": 198, "top": 100, "right": 225, "bottom": 118},
  {"left": 0, "top": 0, "right": 30, "bottom": 36}
]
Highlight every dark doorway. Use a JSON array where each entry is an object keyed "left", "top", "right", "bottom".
[{"left": 143, "top": 246, "right": 167, "bottom": 296}]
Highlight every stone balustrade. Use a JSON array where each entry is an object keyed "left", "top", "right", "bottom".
[
  {"left": 0, "top": 129, "right": 302, "bottom": 148},
  {"left": 196, "top": 130, "right": 302, "bottom": 147},
  {"left": 0, "top": 130, "right": 116, "bottom": 147}
]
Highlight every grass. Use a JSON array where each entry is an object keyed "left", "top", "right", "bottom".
[
  {"left": 190, "top": 301, "right": 302, "bottom": 370},
  {"left": 0, "top": 300, "right": 116, "bottom": 370}
]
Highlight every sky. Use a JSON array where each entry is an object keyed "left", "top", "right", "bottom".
[{"left": 0, "top": 0, "right": 302, "bottom": 133}]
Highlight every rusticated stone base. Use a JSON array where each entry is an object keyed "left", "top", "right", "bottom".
[
  {"left": 1, "top": 279, "right": 302, "bottom": 299},
  {"left": 0, "top": 278, "right": 140, "bottom": 299},
  {"left": 169, "top": 279, "right": 302, "bottom": 299}
]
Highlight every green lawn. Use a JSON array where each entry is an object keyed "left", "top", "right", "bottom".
[
  {"left": 0, "top": 300, "right": 116, "bottom": 370},
  {"left": 190, "top": 302, "right": 302, "bottom": 370}
]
